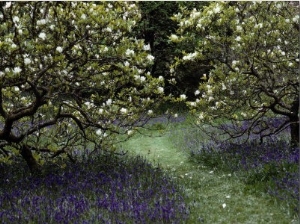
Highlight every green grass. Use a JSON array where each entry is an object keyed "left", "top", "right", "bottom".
[{"left": 119, "top": 119, "right": 299, "bottom": 224}]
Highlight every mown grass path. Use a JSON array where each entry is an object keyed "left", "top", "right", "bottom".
[{"left": 120, "top": 128, "right": 297, "bottom": 224}]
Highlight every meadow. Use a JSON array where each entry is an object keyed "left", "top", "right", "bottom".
[
  {"left": 122, "top": 114, "right": 299, "bottom": 223},
  {"left": 0, "top": 114, "right": 299, "bottom": 223}
]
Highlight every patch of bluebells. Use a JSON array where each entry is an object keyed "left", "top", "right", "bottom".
[
  {"left": 186, "top": 121, "right": 299, "bottom": 216},
  {"left": 0, "top": 153, "right": 189, "bottom": 223}
]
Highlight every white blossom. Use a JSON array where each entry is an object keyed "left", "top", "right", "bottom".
[
  {"left": 81, "top": 14, "right": 87, "bottom": 20},
  {"left": 38, "top": 32, "right": 46, "bottom": 40},
  {"left": 293, "top": 15, "right": 299, "bottom": 22},
  {"left": 125, "top": 49, "right": 135, "bottom": 56},
  {"left": 96, "top": 129, "right": 102, "bottom": 136},
  {"left": 199, "top": 112, "right": 204, "bottom": 120},
  {"left": 13, "top": 67, "right": 22, "bottom": 74},
  {"left": 191, "top": 10, "right": 200, "bottom": 19},
  {"left": 208, "top": 96, "right": 214, "bottom": 102},
  {"left": 148, "top": 110, "right": 153, "bottom": 115},
  {"left": 170, "top": 34, "right": 179, "bottom": 41},
  {"left": 235, "top": 36, "right": 241, "bottom": 42},
  {"left": 56, "top": 46, "right": 63, "bottom": 53},
  {"left": 37, "top": 19, "right": 47, "bottom": 25},
  {"left": 157, "top": 87, "right": 164, "bottom": 93},
  {"left": 4, "top": 2, "right": 11, "bottom": 9},
  {"left": 195, "top": 90, "right": 200, "bottom": 96},
  {"left": 232, "top": 60, "right": 238, "bottom": 66},
  {"left": 255, "top": 23, "right": 263, "bottom": 29},
  {"left": 183, "top": 52, "right": 198, "bottom": 61},
  {"left": 236, "top": 25, "right": 242, "bottom": 31},
  {"left": 222, "top": 83, "right": 227, "bottom": 90},
  {"left": 143, "top": 44, "right": 151, "bottom": 51},
  {"left": 124, "top": 61, "right": 130, "bottom": 67},
  {"left": 213, "top": 5, "right": 221, "bottom": 14},
  {"left": 24, "top": 58, "right": 31, "bottom": 65},
  {"left": 13, "top": 16, "right": 19, "bottom": 23},
  {"left": 147, "top": 54, "right": 155, "bottom": 62},
  {"left": 106, "top": 99, "right": 112, "bottom": 106},
  {"left": 140, "top": 76, "right": 146, "bottom": 82},
  {"left": 120, "top": 108, "right": 127, "bottom": 114},
  {"left": 84, "top": 102, "right": 93, "bottom": 109},
  {"left": 180, "top": 94, "right": 187, "bottom": 100}
]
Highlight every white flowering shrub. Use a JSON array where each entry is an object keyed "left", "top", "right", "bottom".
[
  {"left": 172, "top": 2, "right": 299, "bottom": 145},
  {"left": 0, "top": 2, "right": 165, "bottom": 172}
]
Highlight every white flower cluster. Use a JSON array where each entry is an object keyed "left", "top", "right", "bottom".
[
  {"left": 143, "top": 44, "right": 151, "bottom": 51},
  {"left": 182, "top": 52, "right": 198, "bottom": 61},
  {"left": 180, "top": 94, "right": 186, "bottom": 100},
  {"left": 56, "top": 46, "right": 63, "bottom": 53},
  {"left": 38, "top": 32, "right": 46, "bottom": 40},
  {"left": 157, "top": 87, "right": 164, "bottom": 94},
  {"left": 134, "top": 75, "right": 146, "bottom": 82},
  {"left": 146, "top": 54, "right": 154, "bottom": 62},
  {"left": 170, "top": 34, "right": 179, "bottom": 41},
  {"left": 13, "top": 67, "right": 22, "bottom": 74},
  {"left": 120, "top": 108, "right": 127, "bottom": 114},
  {"left": 125, "top": 49, "right": 135, "bottom": 56}
]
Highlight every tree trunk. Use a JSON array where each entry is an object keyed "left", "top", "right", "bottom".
[
  {"left": 290, "top": 118, "right": 299, "bottom": 148},
  {"left": 290, "top": 98, "right": 299, "bottom": 148},
  {"left": 20, "top": 145, "right": 40, "bottom": 174}
]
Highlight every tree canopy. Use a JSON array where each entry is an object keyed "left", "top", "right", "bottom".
[
  {"left": 171, "top": 2, "right": 299, "bottom": 146},
  {"left": 0, "top": 2, "right": 165, "bottom": 172}
]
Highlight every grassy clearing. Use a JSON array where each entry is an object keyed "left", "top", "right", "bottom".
[{"left": 120, "top": 118, "right": 299, "bottom": 224}]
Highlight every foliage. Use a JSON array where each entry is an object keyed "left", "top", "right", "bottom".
[
  {"left": 171, "top": 2, "right": 299, "bottom": 145},
  {"left": 0, "top": 2, "right": 165, "bottom": 171},
  {"left": 135, "top": 2, "right": 210, "bottom": 99}
]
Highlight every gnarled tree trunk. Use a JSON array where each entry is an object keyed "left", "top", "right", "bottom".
[{"left": 20, "top": 145, "right": 40, "bottom": 174}]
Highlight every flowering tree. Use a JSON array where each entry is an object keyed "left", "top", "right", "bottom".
[
  {"left": 0, "top": 2, "right": 165, "bottom": 172},
  {"left": 171, "top": 2, "right": 299, "bottom": 147}
]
